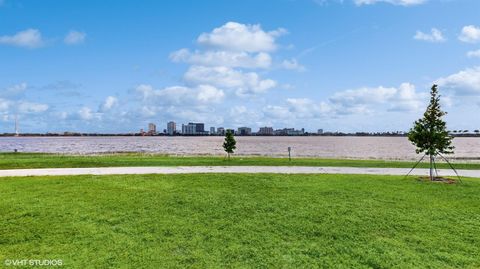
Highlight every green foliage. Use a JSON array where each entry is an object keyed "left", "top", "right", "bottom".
[
  {"left": 222, "top": 130, "right": 236, "bottom": 158},
  {"left": 408, "top": 84, "right": 454, "bottom": 156},
  {"left": 1, "top": 174, "right": 480, "bottom": 268}
]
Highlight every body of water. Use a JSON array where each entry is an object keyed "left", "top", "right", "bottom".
[{"left": 1, "top": 136, "right": 479, "bottom": 160}]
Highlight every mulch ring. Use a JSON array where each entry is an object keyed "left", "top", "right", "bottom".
[{"left": 417, "top": 176, "right": 458, "bottom": 184}]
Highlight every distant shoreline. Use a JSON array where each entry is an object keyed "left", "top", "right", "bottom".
[{"left": 1, "top": 133, "right": 480, "bottom": 138}]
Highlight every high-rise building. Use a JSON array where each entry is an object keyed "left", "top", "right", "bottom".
[
  {"left": 237, "top": 127, "right": 252, "bottom": 136},
  {"left": 192, "top": 123, "right": 204, "bottom": 133},
  {"left": 258, "top": 127, "right": 274, "bottom": 135},
  {"left": 274, "top": 128, "right": 305, "bottom": 136},
  {"left": 210, "top": 127, "right": 215, "bottom": 135},
  {"left": 148, "top": 123, "right": 156, "bottom": 135},
  {"left": 167, "top": 121, "right": 176, "bottom": 135},
  {"left": 217, "top": 127, "right": 225, "bottom": 136},
  {"left": 182, "top": 122, "right": 206, "bottom": 135}
]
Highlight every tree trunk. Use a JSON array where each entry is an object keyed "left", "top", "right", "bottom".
[
  {"left": 227, "top": 152, "right": 230, "bottom": 160},
  {"left": 429, "top": 154, "right": 434, "bottom": 181}
]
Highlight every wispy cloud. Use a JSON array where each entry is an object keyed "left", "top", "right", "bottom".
[
  {"left": 354, "top": 0, "right": 427, "bottom": 6},
  {"left": 414, "top": 28, "right": 446, "bottom": 43},
  {"left": 0, "top": 29, "right": 44, "bottom": 48},
  {"left": 64, "top": 30, "right": 86, "bottom": 45},
  {"left": 467, "top": 49, "right": 480, "bottom": 58}
]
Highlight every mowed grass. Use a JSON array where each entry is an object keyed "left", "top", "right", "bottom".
[
  {"left": 1, "top": 152, "right": 480, "bottom": 170},
  {"left": 1, "top": 174, "right": 479, "bottom": 268}
]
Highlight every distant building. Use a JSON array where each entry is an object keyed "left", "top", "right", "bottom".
[
  {"left": 210, "top": 127, "right": 215, "bottom": 135},
  {"left": 237, "top": 127, "right": 252, "bottom": 136},
  {"left": 193, "top": 123, "right": 205, "bottom": 133},
  {"left": 217, "top": 127, "right": 225, "bottom": 135},
  {"left": 148, "top": 123, "right": 157, "bottom": 135},
  {"left": 182, "top": 124, "right": 195, "bottom": 135},
  {"left": 274, "top": 128, "right": 305, "bottom": 136},
  {"left": 182, "top": 122, "right": 206, "bottom": 135},
  {"left": 258, "top": 127, "right": 274, "bottom": 135},
  {"left": 167, "top": 121, "right": 176, "bottom": 135},
  {"left": 317, "top": 129, "right": 323, "bottom": 135}
]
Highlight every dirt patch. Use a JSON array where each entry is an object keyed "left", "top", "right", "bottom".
[{"left": 417, "top": 176, "right": 458, "bottom": 184}]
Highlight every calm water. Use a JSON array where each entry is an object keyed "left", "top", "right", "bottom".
[{"left": 1, "top": 136, "right": 479, "bottom": 160}]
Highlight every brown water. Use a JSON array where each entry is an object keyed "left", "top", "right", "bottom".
[{"left": 1, "top": 136, "right": 479, "bottom": 160}]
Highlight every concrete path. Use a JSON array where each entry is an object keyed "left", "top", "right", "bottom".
[{"left": 0, "top": 166, "right": 479, "bottom": 178}]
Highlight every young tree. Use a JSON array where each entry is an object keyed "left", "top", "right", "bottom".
[
  {"left": 408, "top": 84, "right": 454, "bottom": 181},
  {"left": 223, "top": 129, "right": 236, "bottom": 160}
]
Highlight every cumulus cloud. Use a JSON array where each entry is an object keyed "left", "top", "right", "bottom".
[
  {"left": 170, "top": 49, "right": 272, "bottom": 69},
  {"left": 184, "top": 65, "right": 276, "bottom": 96},
  {"left": 261, "top": 83, "right": 426, "bottom": 126},
  {"left": 197, "top": 22, "right": 286, "bottom": 52},
  {"left": 165, "top": 22, "right": 294, "bottom": 99},
  {"left": 414, "top": 28, "right": 446, "bottom": 43},
  {"left": 0, "top": 82, "right": 50, "bottom": 122},
  {"left": 354, "top": 0, "right": 426, "bottom": 6},
  {"left": 0, "top": 29, "right": 44, "bottom": 48},
  {"left": 99, "top": 96, "right": 118, "bottom": 112},
  {"left": 136, "top": 84, "right": 224, "bottom": 105},
  {"left": 78, "top": 107, "right": 98, "bottom": 120},
  {"left": 436, "top": 66, "right": 480, "bottom": 95},
  {"left": 467, "top": 49, "right": 480, "bottom": 58},
  {"left": 64, "top": 30, "right": 86, "bottom": 45},
  {"left": 329, "top": 83, "right": 425, "bottom": 113},
  {"left": 18, "top": 101, "right": 49, "bottom": 114},
  {"left": 459, "top": 25, "right": 480, "bottom": 43}
]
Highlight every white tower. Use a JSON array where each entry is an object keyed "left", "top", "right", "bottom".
[{"left": 14, "top": 115, "right": 19, "bottom": 136}]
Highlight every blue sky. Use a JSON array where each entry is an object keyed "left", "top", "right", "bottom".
[{"left": 1, "top": 0, "right": 480, "bottom": 133}]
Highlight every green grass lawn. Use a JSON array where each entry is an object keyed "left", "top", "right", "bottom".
[
  {"left": 1, "top": 152, "right": 480, "bottom": 170},
  {"left": 1, "top": 173, "right": 479, "bottom": 268}
]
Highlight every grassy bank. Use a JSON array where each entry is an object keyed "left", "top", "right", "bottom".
[
  {"left": 1, "top": 174, "right": 479, "bottom": 268},
  {"left": 1, "top": 152, "right": 480, "bottom": 170}
]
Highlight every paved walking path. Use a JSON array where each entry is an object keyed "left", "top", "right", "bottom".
[{"left": 0, "top": 166, "right": 479, "bottom": 178}]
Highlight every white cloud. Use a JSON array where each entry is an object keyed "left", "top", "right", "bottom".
[
  {"left": 197, "top": 85, "right": 225, "bottom": 102},
  {"left": 459, "top": 25, "right": 480, "bottom": 43},
  {"left": 170, "top": 49, "right": 272, "bottom": 69},
  {"left": 286, "top": 98, "right": 332, "bottom": 117},
  {"left": 184, "top": 65, "right": 276, "bottom": 96},
  {"left": 78, "top": 107, "right": 98, "bottom": 120},
  {"left": 197, "top": 22, "right": 286, "bottom": 52},
  {"left": 167, "top": 22, "right": 297, "bottom": 99},
  {"left": 436, "top": 66, "right": 480, "bottom": 95},
  {"left": 64, "top": 30, "right": 86, "bottom": 45},
  {"left": 263, "top": 105, "right": 292, "bottom": 119},
  {"left": 281, "top": 59, "right": 306, "bottom": 71},
  {"left": 0, "top": 83, "right": 27, "bottom": 99},
  {"left": 0, "top": 99, "right": 11, "bottom": 111},
  {"left": 329, "top": 83, "right": 425, "bottom": 113},
  {"left": 414, "top": 28, "right": 446, "bottom": 43},
  {"left": 136, "top": 84, "right": 224, "bottom": 105},
  {"left": 467, "top": 49, "right": 480, "bottom": 58},
  {"left": 0, "top": 29, "right": 44, "bottom": 48},
  {"left": 18, "top": 101, "right": 49, "bottom": 113},
  {"left": 99, "top": 96, "right": 118, "bottom": 112},
  {"left": 354, "top": 0, "right": 426, "bottom": 6}
]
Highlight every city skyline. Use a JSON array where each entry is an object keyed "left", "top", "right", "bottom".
[{"left": 1, "top": 0, "right": 480, "bottom": 133}]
